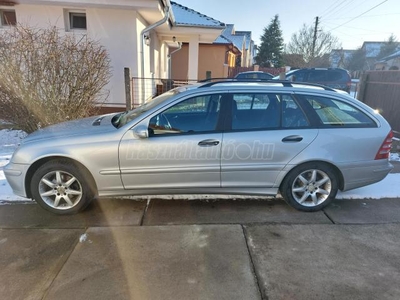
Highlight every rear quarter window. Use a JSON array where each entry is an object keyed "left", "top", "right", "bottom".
[{"left": 300, "top": 95, "right": 376, "bottom": 128}]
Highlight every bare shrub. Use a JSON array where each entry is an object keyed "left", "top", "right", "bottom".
[{"left": 0, "top": 25, "right": 112, "bottom": 133}]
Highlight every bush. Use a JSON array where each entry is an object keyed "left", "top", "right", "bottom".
[{"left": 0, "top": 25, "right": 112, "bottom": 133}]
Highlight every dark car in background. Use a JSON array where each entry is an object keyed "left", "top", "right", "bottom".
[
  {"left": 273, "top": 68, "right": 351, "bottom": 93},
  {"left": 235, "top": 71, "right": 274, "bottom": 80}
]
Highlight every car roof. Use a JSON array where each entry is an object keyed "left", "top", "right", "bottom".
[
  {"left": 237, "top": 71, "right": 265, "bottom": 74},
  {"left": 287, "top": 68, "right": 349, "bottom": 72}
]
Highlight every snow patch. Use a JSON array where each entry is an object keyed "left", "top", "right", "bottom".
[
  {"left": 79, "top": 233, "right": 88, "bottom": 243},
  {"left": 336, "top": 173, "right": 400, "bottom": 199},
  {"left": 0, "top": 129, "right": 27, "bottom": 156},
  {"left": 390, "top": 152, "right": 400, "bottom": 162}
]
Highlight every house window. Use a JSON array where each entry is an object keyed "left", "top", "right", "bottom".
[
  {"left": 64, "top": 10, "right": 86, "bottom": 31},
  {"left": 70, "top": 12, "right": 86, "bottom": 29},
  {"left": 0, "top": 10, "right": 17, "bottom": 26}
]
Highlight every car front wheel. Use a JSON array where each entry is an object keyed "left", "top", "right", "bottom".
[
  {"left": 280, "top": 163, "right": 338, "bottom": 212},
  {"left": 30, "top": 160, "right": 96, "bottom": 214}
]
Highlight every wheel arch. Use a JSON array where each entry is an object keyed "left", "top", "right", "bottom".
[
  {"left": 279, "top": 160, "right": 344, "bottom": 192},
  {"left": 25, "top": 156, "right": 98, "bottom": 198}
]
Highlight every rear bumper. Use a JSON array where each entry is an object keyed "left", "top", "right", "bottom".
[
  {"left": 3, "top": 162, "right": 29, "bottom": 198},
  {"left": 339, "top": 160, "right": 393, "bottom": 191}
]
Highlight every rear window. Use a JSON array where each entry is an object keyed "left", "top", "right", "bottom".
[
  {"left": 301, "top": 95, "right": 376, "bottom": 128},
  {"left": 308, "top": 70, "right": 327, "bottom": 82},
  {"left": 326, "top": 71, "right": 344, "bottom": 81}
]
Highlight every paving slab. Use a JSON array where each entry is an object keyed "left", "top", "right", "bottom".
[
  {"left": 0, "top": 228, "right": 83, "bottom": 300},
  {"left": 245, "top": 224, "right": 400, "bottom": 300},
  {"left": 0, "top": 198, "right": 146, "bottom": 229},
  {"left": 143, "top": 199, "right": 332, "bottom": 225},
  {"left": 45, "top": 225, "right": 261, "bottom": 300},
  {"left": 325, "top": 198, "right": 400, "bottom": 224}
]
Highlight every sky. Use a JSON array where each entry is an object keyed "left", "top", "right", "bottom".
[{"left": 174, "top": 0, "right": 400, "bottom": 50}]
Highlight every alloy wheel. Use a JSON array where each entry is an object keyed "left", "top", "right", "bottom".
[
  {"left": 38, "top": 170, "right": 83, "bottom": 210},
  {"left": 291, "top": 169, "right": 332, "bottom": 207}
]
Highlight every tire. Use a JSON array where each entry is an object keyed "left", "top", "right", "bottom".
[
  {"left": 280, "top": 162, "right": 338, "bottom": 212},
  {"left": 30, "top": 159, "right": 96, "bottom": 215}
]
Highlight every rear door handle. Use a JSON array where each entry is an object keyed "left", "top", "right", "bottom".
[
  {"left": 198, "top": 139, "right": 220, "bottom": 147},
  {"left": 282, "top": 135, "right": 303, "bottom": 142}
]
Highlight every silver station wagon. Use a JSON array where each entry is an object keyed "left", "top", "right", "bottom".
[{"left": 5, "top": 80, "right": 393, "bottom": 214}]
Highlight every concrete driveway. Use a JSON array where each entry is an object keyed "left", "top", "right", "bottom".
[{"left": 1, "top": 197, "right": 400, "bottom": 300}]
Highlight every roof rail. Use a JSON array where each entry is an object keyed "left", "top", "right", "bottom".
[
  {"left": 198, "top": 78, "right": 232, "bottom": 83},
  {"left": 197, "top": 78, "right": 337, "bottom": 92}
]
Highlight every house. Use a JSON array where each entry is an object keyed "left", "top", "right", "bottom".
[
  {"left": 216, "top": 24, "right": 255, "bottom": 68},
  {"left": 357, "top": 41, "right": 400, "bottom": 70},
  {"left": 361, "top": 42, "right": 385, "bottom": 70},
  {"left": 330, "top": 49, "right": 356, "bottom": 68},
  {"left": 169, "top": 3, "right": 255, "bottom": 80},
  {"left": 0, "top": 0, "right": 225, "bottom": 111},
  {"left": 227, "top": 28, "right": 254, "bottom": 67},
  {"left": 168, "top": 1, "right": 230, "bottom": 80},
  {"left": 375, "top": 50, "right": 400, "bottom": 70}
]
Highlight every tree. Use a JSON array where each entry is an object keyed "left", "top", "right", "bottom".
[
  {"left": 255, "top": 15, "right": 284, "bottom": 67},
  {"left": 0, "top": 25, "right": 112, "bottom": 133},
  {"left": 282, "top": 53, "right": 306, "bottom": 69},
  {"left": 347, "top": 47, "right": 366, "bottom": 72},
  {"left": 286, "top": 23, "right": 340, "bottom": 66},
  {"left": 377, "top": 34, "right": 399, "bottom": 60}
]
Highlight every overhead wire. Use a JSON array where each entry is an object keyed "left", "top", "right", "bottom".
[
  {"left": 321, "top": 0, "right": 356, "bottom": 20},
  {"left": 327, "top": 0, "right": 389, "bottom": 32},
  {"left": 319, "top": 0, "right": 344, "bottom": 17},
  {"left": 321, "top": 0, "right": 347, "bottom": 19},
  {"left": 324, "top": 12, "right": 400, "bottom": 21},
  {"left": 323, "top": 21, "right": 393, "bottom": 34}
]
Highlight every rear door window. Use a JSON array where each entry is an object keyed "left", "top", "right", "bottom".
[
  {"left": 282, "top": 95, "right": 309, "bottom": 128},
  {"left": 232, "top": 93, "right": 278, "bottom": 129},
  {"left": 229, "top": 93, "right": 309, "bottom": 130}
]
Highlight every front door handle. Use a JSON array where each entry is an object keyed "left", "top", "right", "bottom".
[
  {"left": 198, "top": 139, "right": 220, "bottom": 147},
  {"left": 282, "top": 135, "right": 303, "bottom": 142}
]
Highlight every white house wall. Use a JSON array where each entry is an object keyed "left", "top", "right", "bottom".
[
  {"left": 135, "top": 12, "right": 165, "bottom": 103},
  {"left": 87, "top": 7, "right": 139, "bottom": 107},
  {"left": 12, "top": 4, "right": 144, "bottom": 108}
]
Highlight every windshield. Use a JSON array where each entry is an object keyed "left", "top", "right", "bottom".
[{"left": 113, "top": 89, "right": 179, "bottom": 128}]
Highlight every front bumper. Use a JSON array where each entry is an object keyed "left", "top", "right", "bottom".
[{"left": 3, "top": 162, "right": 30, "bottom": 198}]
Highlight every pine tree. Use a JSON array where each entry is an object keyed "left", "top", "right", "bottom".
[
  {"left": 255, "top": 15, "right": 284, "bottom": 67},
  {"left": 377, "top": 34, "right": 399, "bottom": 60},
  {"left": 347, "top": 47, "right": 366, "bottom": 72}
]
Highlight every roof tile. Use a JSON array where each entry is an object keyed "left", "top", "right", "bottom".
[{"left": 171, "top": 1, "right": 225, "bottom": 28}]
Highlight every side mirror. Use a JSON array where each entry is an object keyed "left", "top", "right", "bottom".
[{"left": 133, "top": 125, "right": 149, "bottom": 139}]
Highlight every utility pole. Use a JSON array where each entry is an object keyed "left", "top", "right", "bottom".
[{"left": 311, "top": 16, "right": 319, "bottom": 58}]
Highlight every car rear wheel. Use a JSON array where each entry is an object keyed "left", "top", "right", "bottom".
[
  {"left": 280, "top": 163, "right": 338, "bottom": 212},
  {"left": 30, "top": 160, "right": 96, "bottom": 214}
]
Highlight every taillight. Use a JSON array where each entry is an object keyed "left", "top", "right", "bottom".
[{"left": 375, "top": 131, "right": 393, "bottom": 160}]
